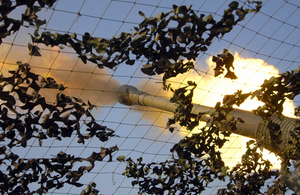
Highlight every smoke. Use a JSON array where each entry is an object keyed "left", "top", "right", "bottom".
[
  {"left": 0, "top": 43, "right": 290, "bottom": 167},
  {"left": 0, "top": 44, "right": 121, "bottom": 106}
]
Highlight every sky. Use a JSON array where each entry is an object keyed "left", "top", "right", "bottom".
[{"left": 1, "top": 0, "right": 300, "bottom": 194}]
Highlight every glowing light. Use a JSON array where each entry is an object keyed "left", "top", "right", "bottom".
[{"left": 173, "top": 53, "right": 295, "bottom": 168}]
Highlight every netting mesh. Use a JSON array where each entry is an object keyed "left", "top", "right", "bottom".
[{"left": 1, "top": 0, "right": 300, "bottom": 194}]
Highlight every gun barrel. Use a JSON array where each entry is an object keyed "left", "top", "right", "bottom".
[{"left": 117, "top": 85, "right": 298, "bottom": 157}]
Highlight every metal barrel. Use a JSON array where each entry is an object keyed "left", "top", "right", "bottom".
[{"left": 117, "top": 85, "right": 298, "bottom": 157}]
